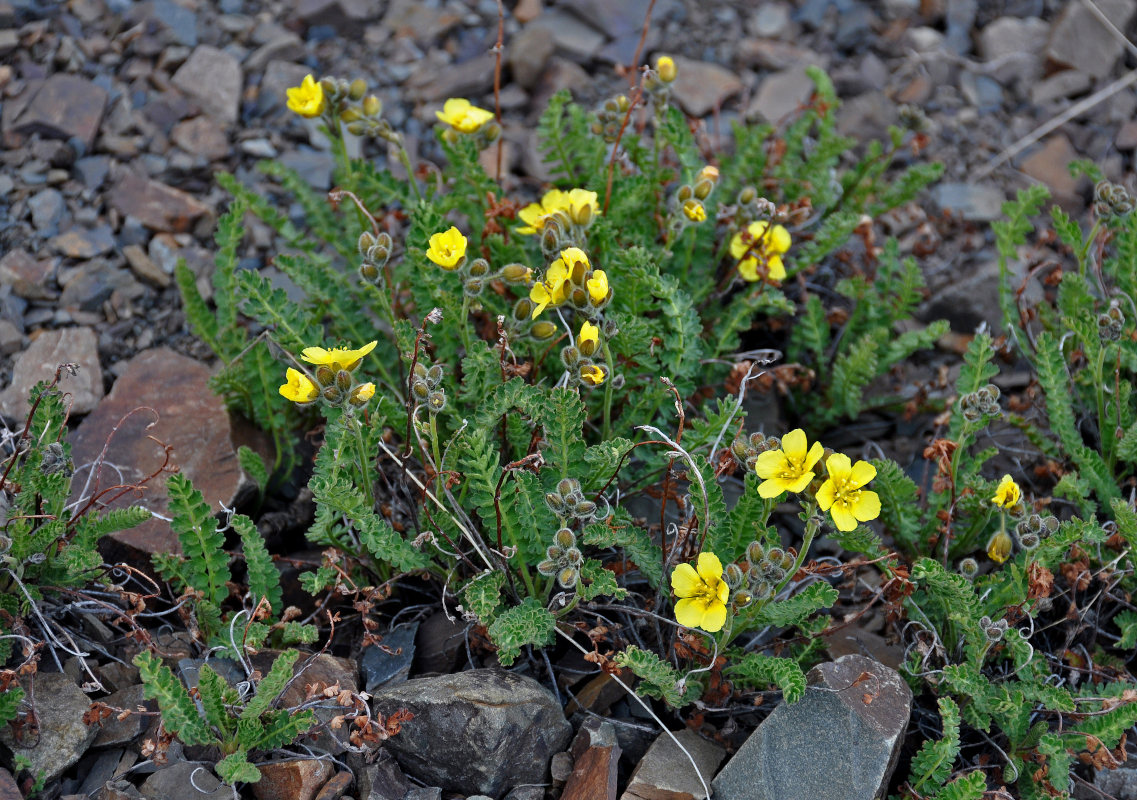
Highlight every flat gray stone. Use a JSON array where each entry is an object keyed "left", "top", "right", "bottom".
[
  {"left": 1046, "top": 0, "right": 1137, "bottom": 79},
  {"left": 932, "top": 182, "right": 1006, "bottom": 222},
  {"left": 372, "top": 669, "right": 571, "bottom": 797},
  {"left": 0, "top": 673, "right": 98, "bottom": 784},
  {"left": 748, "top": 66, "right": 815, "bottom": 124},
  {"left": 139, "top": 760, "right": 231, "bottom": 799},
  {"left": 670, "top": 56, "right": 743, "bottom": 117},
  {"left": 172, "top": 45, "right": 242, "bottom": 125},
  {"left": 13, "top": 74, "right": 108, "bottom": 149},
  {"left": 712, "top": 655, "right": 911, "bottom": 800},
  {"left": 620, "top": 728, "right": 724, "bottom": 800},
  {"left": 0, "top": 327, "right": 104, "bottom": 419},
  {"left": 360, "top": 623, "right": 418, "bottom": 692}
]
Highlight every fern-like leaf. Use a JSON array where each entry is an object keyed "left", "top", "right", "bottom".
[
  {"left": 486, "top": 598, "right": 556, "bottom": 667},
  {"left": 166, "top": 473, "right": 231, "bottom": 607},
  {"left": 232, "top": 514, "right": 282, "bottom": 615},
  {"left": 216, "top": 751, "right": 262, "bottom": 785},
  {"left": 135, "top": 651, "right": 215, "bottom": 746},
  {"left": 724, "top": 653, "right": 807, "bottom": 703}
]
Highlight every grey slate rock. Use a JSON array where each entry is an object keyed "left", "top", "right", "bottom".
[
  {"left": 139, "top": 760, "right": 232, "bottom": 800},
  {"left": 360, "top": 623, "right": 418, "bottom": 692},
  {"left": 0, "top": 673, "right": 98, "bottom": 784},
  {"left": 712, "top": 654, "right": 911, "bottom": 800},
  {"left": 371, "top": 669, "right": 572, "bottom": 797}
]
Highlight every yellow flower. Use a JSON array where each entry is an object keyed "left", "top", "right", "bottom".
[
  {"left": 754, "top": 429, "right": 824, "bottom": 498},
  {"left": 426, "top": 226, "right": 468, "bottom": 269},
  {"left": 564, "top": 188, "right": 600, "bottom": 226},
  {"left": 682, "top": 199, "right": 706, "bottom": 222},
  {"left": 991, "top": 475, "right": 1021, "bottom": 509},
  {"left": 301, "top": 340, "right": 378, "bottom": 372},
  {"left": 987, "top": 530, "right": 1012, "bottom": 564},
  {"left": 435, "top": 97, "right": 495, "bottom": 133},
  {"left": 517, "top": 188, "right": 601, "bottom": 234},
  {"left": 529, "top": 258, "right": 571, "bottom": 318},
  {"left": 671, "top": 552, "right": 729, "bottom": 633},
  {"left": 816, "top": 453, "right": 881, "bottom": 532},
  {"left": 586, "top": 269, "right": 608, "bottom": 304},
  {"left": 580, "top": 364, "right": 606, "bottom": 386},
  {"left": 730, "top": 220, "right": 791, "bottom": 283},
  {"left": 350, "top": 382, "right": 375, "bottom": 405},
  {"left": 279, "top": 367, "right": 319, "bottom": 404},
  {"left": 657, "top": 55, "right": 677, "bottom": 83},
  {"left": 286, "top": 74, "right": 326, "bottom": 118},
  {"left": 577, "top": 321, "right": 600, "bottom": 357}
]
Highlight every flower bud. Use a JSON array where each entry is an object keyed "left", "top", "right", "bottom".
[
  {"left": 412, "top": 379, "right": 430, "bottom": 399},
  {"left": 554, "top": 528, "right": 576, "bottom": 549},
  {"left": 348, "top": 78, "right": 367, "bottom": 100},
  {"left": 571, "top": 203, "right": 593, "bottom": 227},
  {"left": 564, "top": 546, "right": 582, "bottom": 564},
  {"left": 427, "top": 391, "right": 447, "bottom": 413},
  {"left": 570, "top": 287, "right": 588, "bottom": 308},
  {"left": 349, "top": 382, "right": 375, "bottom": 406},
  {"left": 322, "top": 385, "right": 342, "bottom": 403},
  {"left": 340, "top": 107, "right": 362, "bottom": 123},
  {"left": 413, "top": 362, "right": 428, "bottom": 379},
  {"left": 531, "top": 321, "right": 557, "bottom": 340},
  {"left": 693, "top": 179, "right": 714, "bottom": 200},
  {"left": 335, "top": 370, "right": 353, "bottom": 391},
  {"left": 363, "top": 95, "right": 382, "bottom": 117},
  {"left": 483, "top": 122, "right": 502, "bottom": 142},
  {"left": 959, "top": 557, "right": 979, "bottom": 579},
  {"left": 657, "top": 55, "right": 677, "bottom": 83},
  {"left": 739, "top": 186, "right": 757, "bottom": 204},
  {"left": 346, "top": 122, "right": 366, "bottom": 136},
  {"left": 358, "top": 231, "right": 376, "bottom": 255},
  {"left": 467, "top": 258, "right": 489, "bottom": 277},
  {"left": 502, "top": 263, "right": 530, "bottom": 282},
  {"left": 315, "top": 365, "right": 335, "bottom": 386},
  {"left": 464, "top": 278, "right": 484, "bottom": 297},
  {"left": 537, "top": 559, "right": 558, "bottom": 576},
  {"left": 360, "top": 262, "right": 380, "bottom": 282},
  {"left": 724, "top": 563, "right": 744, "bottom": 589},
  {"left": 575, "top": 500, "right": 596, "bottom": 517},
  {"left": 747, "top": 542, "right": 765, "bottom": 564},
  {"left": 677, "top": 184, "right": 693, "bottom": 202},
  {"left": 427, "top": 365, "right": 444, "bottom": 386},
  {"left": 697, "top": 165, "right": 719, "bottom": 184},
  {"left": 560, "top": 345, "right": 581, "bottom": 369},
  {"left": 557, "top": 566, "right": 578, "bottom": 588},
  {"left": 513, "top": 298, "right": 534, "bottom": 321}
]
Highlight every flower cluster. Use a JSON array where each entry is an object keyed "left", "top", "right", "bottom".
[
  {"left": 537, "top": 527, "right": 583, "bottom": 589},
  {"left": 287, "top": 75, "right": 395, "bottom": 143},
  {"left": 741, "top": 541, "right": 796, "bottom": 604},
  {"left": 279, "top": 341, "right": 377, "bottom": 409},
  {"left": 518, "top": 188, "right": 601, "bottom": 257},
  {"left": 435, "top": 97, "right": 500, "bottom": 148},
  {"left": 523, "top": 247, "right": 610, "bottom": 319},
  {"left": 358, "top": 230, "right": 393, "bottom": 285},
  {"left": 753, "top": 429, "right": 880, "bottom": 532},
  {"left": 730, "top": 431, "right": 781, "bottom": 471},
  {"left": 960, "top": 383, "right": 1001, "bottom": 422},
  {"left": 670, "top": 552, "right": 729, "bottom": 633},
  {"left": 411, "top": 361, "right": 447, "bottom": 415},
  {"left": 671, "top": 165, "right": 720, "bottom": 232},
  {"left": 425, "top": 226, "right": 527, "bottom": 299},
  {"left": 643, "top": 55, "right": 677, "bottom": 115},
  {"left": 591, "top": 94, "right": 632, "bottom": 144},
  {"left": 1093, "top": 179, "right": 1134, "bottom": 217},
  {"left": 544, "top": 478, "right": 599, "bottom": 522},
  {"left": 560, "top": 321, "right": 608, "bottom": 388},
  {"left": 1014, "top": 513, "right": 1058, "bottom": 550},
  {"left": 1098, "top": 301, "right": 1125, "bottom": 342},
  {"left": 729, "top": 220, "right": 792, "bottom": 283}
]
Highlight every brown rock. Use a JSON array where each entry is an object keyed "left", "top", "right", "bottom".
[
  {"left": 514, "top": 0, "right": 541, "bottom": 23},
  {"left": 107, "top": 172, "right": 212, "bottom": 233},
  {"left": 1046, "top": 0, "right": 1137, "bottom": 79},
  {"left": 384, "top": 0, "right": 462, "bottom": 41},
  {"left": 0, "top": 768, "right": 20, "bottom": 800},
  {"left": 407, "top": 53, "right": 496, "bottom": 102},
  {"left": 565, "top": 672, "right": 626, "bottom": 716},
  {"left": 1020, "top": 134, "right": 1085, "bottom": 209},
  {"left": 51, "top": 225, "right": 116, "bottom": 259},
  {"left": 562, "top": 720, "right": 619, "bottom": 800},
  {"left": 122, "top": 244, "right": 171, "bottom": 288},
  {"left": 253, "top": 759, "right": 333, "bottom": 800},
  {"left": 170, "top": 116, "right": 230, "bottom": 161},
  {"left": 312, "top": 770, "right": 352, "bottom": 800},
  {"left": 621, "top": 728, "right": 724, "bottom": 800},
  {"left": 670, "top": 56, "right": 742, "bottom": 117},
  {"left": 0, "top": 327, "right": 104, "bottom": 419},
  {"left": 69, "top": 348, "right": 248, "bottom": 559},
  {"left": 292, "top": 0, "right": 375, "bottom": 35},
  {"left": 171, "top": 45, "right": 242, "bottom": 124},
  {"left": 1118, "top": 120, "right": 1137, "bottom": 150},
  {"left": 92, "top": 685, "right": 150, "bottom": 748},
  {"left": 13, "top": 74, "right": 108, "bottom": 149},
  {"left": 748, "top": 66, "right": 815, "bottom": 124},
  {"left": 509, "top": 24, "right": 556, "bottom": 90},
  {"left": 0, "top": 249, "right": 54, "bottom": 300}
]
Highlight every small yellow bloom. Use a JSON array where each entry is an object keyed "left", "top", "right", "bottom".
[
  {"left": 351, "top": 382, "right": 375, "bottom": 405},
  {"left": 754, "top": 429, "right": 824, "bottom": 498},
  {"left": 657, "top": 55, "right": 677, "bottom": 83},
  {"left": 301, "top": 340, "right": 378, "bottom": 372},
  {"left": 279, "top": 367, "right": 319, "bottom": 404},
  {"left": 435, "top": 97, "right": 495, "bottom": 133},
  {"left": 991, "top": 475, "right": 1021, "bottom": 509},
  {"left": 730, "top": 220, "right": 791, "bottom": 283},
  {"left": 987, "top": 530, "right": 1012, "bottom": 564},
  {"left": 586, "top": 269, "right": 608, "bottom": 304},
  {"left": 671, "top": 552, "right": 729, "bottom": 633},
  {"left": 426, "top": 226, "right": 468, "bottom": 270},
  {"left": 529, "top": 258, "right": 571, "bottom": 318},
  {"left": 697, "top": 165, "right": 719, "bottom": 183},
  {"left": 517, "top": 188, "right": 601, "bottom": 234},
  {"left": 565, "top": 188, "right": 600, "bottom": 226},
  {"left": 577, "top": 320, "right": 600, "bottom": 357},
  {"left": 286, "top": 74, "right": 326, "bottom": 118},
  {"left": 816, "top": 453, "right": 881, "bottom": 532},
  {"left": 682, "top": 199, "right": 706, "bottom": 223},
  {"left": 580, "top": 364, "right": 606, "bottom": 386}
]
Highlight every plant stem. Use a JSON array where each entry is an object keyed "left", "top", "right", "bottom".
[
  {"left": 1079, "top": 219, "right": 1102, "bottom": 277},
  {"left": 680, "top": 224, "right": 697, "bottom": 284},
  {"left": 601, "top": 340, "right": 615, "bottom": 440},
  {"left": 351, "top": 416, "right": 374, "bottom": 507},
  {"left": 460, "top": 295, "right": 473, "bottom": 355},
  {"left": 395, "top": 140, "right": 423, "bottom": 203},
  {"left": 429, "top": 412, "right": 445, "bottom": 498}
]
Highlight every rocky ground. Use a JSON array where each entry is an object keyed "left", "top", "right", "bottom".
[{"left": 3, "top": 0, "right": 1137, "bottom": 798}]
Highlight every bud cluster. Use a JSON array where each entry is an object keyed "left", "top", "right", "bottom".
[
  {"left": 960, "top": 383, "right": 1001, "bottom": 422},
  {"left": 544, "top": 478, "right": 598, "bottom": 522},
  {"left": 733, "top": 186, "right": 778, "bottom": 230},
  {"left": 671, "top": 165, "right": 720, "bottom": 232},
  {"left": 411, "top": 361, "right": 447, "bottom": 415},
  {"left": 1094, "top": 180, "right": 1134, "bottom": 218},
  {"left": 1098, "top": 301, "right": 1125, "bottom": 342},
  {"left": 897, "top": 104, "right": 930, "bottom": 133},
  {"left": 537, "top": 527, "right": 584, "bottom": 589},
  {"left": 979, "top": 615, "right": 1009, "bottom": 643},
  {"left": 357, "top": 231, "right": 394, "bottom": 285},
  {"left": 1014, "top": 513, "right": 1058, "bottom": 551},
  {"left": 958, "top": 557, "right": 979, "bottom": 579},
  {"left": 731, "top": 431, "right": 781, "bottom": 471},
  {"left": 643, "top": 55, "right": 677, "bottom": 116},
  {"left": 306, "top": 358, "right": 375, "bottom": 410},
  {"left": 535, "top": 208, "right": 598, "bottom": 260},
  {"left": 743, "top": 541, "right": 796, "bottom": 604},
  {"left": 320, "top": 77, "right": 400, "bottom": 144},
  {"left": 591, "top": 94, "right": 632, "bottom": 144}
]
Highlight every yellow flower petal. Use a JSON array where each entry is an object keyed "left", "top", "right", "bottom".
[
  {"left": 286, "top": 74, "right": 326, "bottom": 118},
  {"left": 987, "top": 530, "right": 1012, "bottom": 563},
  {"left": 674, "top": 596, "right": 706, "bottom": 628},
  {"left": 279, "top": 367, "right": 319, "bottom": 403},
  {"left": 696, "top": 551, "right": 724, "bottom": 583},
  {"left": 781, "top": 429, "right": 806, "bottom": 463},
  {"left": 830, "top": 503, "right": 858, "bottom": 532},
  {"left": 301, "top": 341, "right": 378, "bottom": 371},
  {"left": 848, "top": 459, "right": 877, "bottom": 490},
  {"left": 699, "top": 601, "right": 727, "bottom": 633},
  {"left": 670, "top": 563, "right": 700, "bottom": 597},
  {"left": 587, "top": 270, "right": 609, "bottom": 304},
  {"left": 815, "top": 477, "right": 836, "bottom": 510},
  {"left": 854, "top": 489, "right": 881, "bottom": 522},
  {"left": 436, "top": 97, "right": 495, "bottom": 133},
  {"left": 825, "top": 453, "right": 852, "bottom": 483}
]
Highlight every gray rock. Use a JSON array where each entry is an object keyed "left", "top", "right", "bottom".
[
  {"left": 0, "top": 250, "right": 55, "bottom": 300},
  {"left": 509, "top": 25, "right": 556, "bottom": 90},
  {"left": 152, "top": 0, "right": 198, "bottom": 45},
  {"left": 943, "top": 0, "right": 976, "bottom": 55},
  {"left": 413, "top": 612, "right": 466, "bottom": 675},
  {"left": 932, "top": 183, "right": 1006, "bottom": 222},
  {"left": 712, "top": 654, "right": 911, "bottom": 800},
  {"left": 140, "top": 760, "right": 232, "bottom": 800},
  {"left": 1046, "top": 0, "right": 1137, "bottom": 79},
  {"left": 406, "top": 53, "right": 497, "bottom": 102},
  {"left": 1031, "top": 70, "right": 1093, "bottom": 105},
  {"left": 372, "top": 669, "right": 571, "bottom": 797},
  {"left": 74, "top": 156, "right": 111, "bottom": 190},
  {"left": 78, "top": 748, "right": 129, "bottom": 796},
  {"left": 279, "top": 149, "right": 335, "bottom": 189},
  {"left": 620, "top": 728, "right": 723, "bottom": 800},
  {"left": 528, "top": 10, "right": 605, "bottom": 61},
  {"left": 361, "top": 623, "right": 418, "bottom": 693},
  {"left": 404, "top": 789, "right": 442, "bottom": 800},
  {"left": 1093, "top": 754, "right": 1137, "bottom": 799},
  {"left": 504, "top": 787, "right": 545, "bottom": 800},
  {"left": 93, "top": 685, "right": 149, "bottom": 748},
  {"left": 172, "top": 45, "right": 243, "bottom": 125},
  {"left": 748, "top": 3, "right": 793, "bottom": 38},
  {"left": 670, "top": 57, "right": 743, "bottom": 117},
  {"left": 0, "top": 673, "right": 98, "bottom": 784},
  {"left": 29, "top": 188, "right": 65, "bottom": 233},
  {"left": 748, "top": 67, "right": 816, "bottom": 125},
  {"left": 351, "top": 749, "right": 410, "bottom": 800},
  {"left": 51, "top": 225, "right": 116, "bottom": 259},
  {"left": 13, "top": 74, "right": 109, "bottom": 150},
  {"left": 59, "top": 264, "right": 137, "bottom": 312},
  {"left": 170, "top": 116, "right": 230, "bottom": 161},
  {"left": 0, "top": 327, "right": 105, "bottom": 418},
  {"left": 0, "top": 320, "right": 22, "bottom": 356}
]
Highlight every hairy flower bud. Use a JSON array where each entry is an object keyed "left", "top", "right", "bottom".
[
  {"left": 363, "top": 95, "right": 382, "bottom": 117},
  {"left": 531, "top": 320, "right": 557, "bottom": 340}
]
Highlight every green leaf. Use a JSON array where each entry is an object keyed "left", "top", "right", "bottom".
[
  {"left": 581, "top": 509, "right": 664, "bottom": 589},
  {"left": 577, "top": 560, "right": 626, "bottom": 601},
  {"left": 243, "top": 709, "right": 317, "bottom": 750},
  {"left": 486, "top": 598, "right": 556, "bottom": 667},
  {"left": 135, "top": 651, "right": 215, "bottom": 747},
  {"left": 0, "top": 685, "right": 24, "bottom": 728},
  {"left": 232, "top": 514, "right": 283, "bottom": 615},
  {"left": 462, "top": 570, "right": 506, "bottom": 623},
  {"left": 909, "top": 696, "right": 961, "bottom": 792},
  {"left": 197, "top": 664, "right": 235, "bottom": 739},
  {"left": 164, "top": 473, "right": 231, "bottom": 608},
  {"left": 724, "top": 653, "right": 807, "bottom": 703},
  {"left": 239, "top": 649, "right": 299, "bottom": 723},
  {"left": 613, "top": 645, "right": 701, "bottom": 707},
  {"left": 934, "top": 770, "right": 987, "bottom": 800},
  {"left": 754, "top": 582, "right": 838, "bottom": 627},
  {"left": 237, "top": 445, "right": 269, "bottom": 492},
  {"left": 1114, "top": 609, "right": 1137, "bottom": 649},
  {"left": 215, "top": 751, "right": 262, "bottom": 785},
  {"left": 541, "top": 388, "right": 587, "bottom": 478}
]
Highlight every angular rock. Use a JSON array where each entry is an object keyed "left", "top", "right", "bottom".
[
  {"left": 565, "top": 672, "right": 624, "bottom": 716},
  {"left": 252, "top": 651, "right": 357, "bottom": 755},
  {"left": 292, "top": 0, "right": 375, "bottom": 34},
  {"left": 353, "top": 749, "right": 411, "bottom": 800},
  {"left": 1020, "top": 134, "right": 1084, "bottom": 208},
  {"left": 0, "top": 327, "right": 104, "bottom": 419},
  {"left": 562, "top": 719, "right": 619, "bottom": 800},
  {"left": 69, "top": 348, "right": 248, "bottom": 559},
  {"left": 78, "top": 748, "right": 129, "bottom": 796},
  {"left": 748, "top": 66, "right": 814, "bottom": 124},
  {"left": 172, "top": 45, "right": 242, "bottom": 125},
  {"left": 528, "top": 9, "right": 605, "bottom": 61},
  {"left": 13, "top": 74, "right": 108, "bottom": 149},
  {"left": 59, "top": 264, "right": 138, "bottom": 312},
  {"left": 407, "top": 53, "right": 496, "bottom": 102},
  {"left": 670, "top": 57, "right": 742, "bottom": 117},
  {"left": 620, "top": 728, "right": 724, "bottom": 800},
  {"left": 383, "top": 0, "right": 462, "bottom": 41},
  {"left": 1046, "top": 0, "right": 1137, "bottom": 79},
  {"left": 0, "top": 249, "right": 54, "bottom": 300},
  {"left": 51, "top": 225, "right": 116, "bottom": 259},
  {"left": 413, "top": 612, "right": 465, "bottom": 674},
  {"left": 361, "top": 623, "right": 418, "bottom": 693},
  {"left": 170, "top": 116, "right": 230, "bottom": 161},
  {"left": 0, "top": 768, "right": 19, "bottom": 800},
  {"left": 372, "top": 669, "right": 571, "bottom": 797},
  {"left": 312, "top": 770, "right": 352, "bottom": 800},
  {"left": 253, "top": 758, "right": 334, "bottom": 800},
  {"left": 107, "top": 172, "right": 212, "bottom": 233},
  {"left": 712, "top": 654, "right": 912, "bottom": 800},
  {"left": 977, "top": 15, "right": 1049, "bottom": 61},
  {"left": 509, "top": 25, "right": 556, "bottom": 90},
  {"left": 1093, "top": 754, "right": 1137, "bottom": 799},
  {"left": 0, "top": 673, "right": 98, "bottom": 784},
  {"left": 404, "top": 789, "right": 442, "bottom": 800},
  {"left": 1031, "top": 69, "right": 1093, "bottom": 106},
  {"left": 122, "top": 244, "right": 172, "bottom": 288},
  {"left": 260, "top": 60, "right": 313, "bottom": 115},
  {"left": 29, "top": 188, "right": 65, "bottom": 232},
  {"left": 139, "top": 760, "right": 232, "bottom": 800},
  {"left": 1118, "top": 120, "right": 1137, "bottom": 150},
  {"left": 932, "top": 182, "right": 1006, "bottom": 223},
  {"left": 92, "top": 685, "right": 149, "bottom": 748},
  {"left": 0, "top": 321, "right": 22, "bottom": 357}
]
